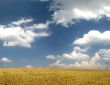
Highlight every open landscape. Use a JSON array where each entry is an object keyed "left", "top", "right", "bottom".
[
  {"left": 1, "top": 0, "right": 110, "bottom": 85},
  {"left": 0, "top": 68, "right": 109, "bottom": 85}
]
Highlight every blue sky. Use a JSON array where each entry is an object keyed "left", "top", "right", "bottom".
[{"left": 0, "top": 0, "right": 110, "bottom": 69}]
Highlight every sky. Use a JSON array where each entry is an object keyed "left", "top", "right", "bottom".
[{"left": 0, "top": 0, "right": 110, "bottom": 69}]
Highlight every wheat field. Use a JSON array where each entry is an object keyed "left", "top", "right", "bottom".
[{"left": 0, "top": 68, "right": 109, "bottom": 85}]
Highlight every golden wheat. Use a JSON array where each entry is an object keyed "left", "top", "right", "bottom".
[{"left": 0, "top": 68, "right": 109, "bottom": 85}]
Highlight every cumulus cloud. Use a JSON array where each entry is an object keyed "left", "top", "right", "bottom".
[
  {"left": 25, "top": 65, "right": 33, "bottom": 68},
  {"left": 50, "top": 0, "right": 110, "bottom": 26},
  {"left": 63, "top": 51, "right": 89, "bottom": 61},
  {"left": 46, "top": 55, "right": 57, "bottom": 60},
  {"left": 90, "top": 53, "right": 101, "bottom": 65},
  {"left": 47, "top": 52, "right": 102, "bottom": 69},
  {"left": 74, "top": 30, "right": 110, "bottom": 46},
  {"left": 50, "top": 60, "right": 63, "bottom": 67},
  {"left": 29, "top": 21, "right": 50, "bottom": 30},
  {"left": 11, "top": 18, "right": 33, "bottom": 26},
  {"left": 46, "top": 47, "right": 90, "bottom": 68},
  {"left": 47, "top": 46, "right": 110, "bottom": 69},
  {"left": 67, "top": 53, "right": 101, "bottom": 69},
  {"left": 73, "top": 46, "right": 89, "bottom": 53},
  {"left": 46, "top": 29, "right": 110, "bottom": 69},
  {"left": 98, "top": 49, "right": 110, "bottom": 61},
  {"left": 0, "top": 18, "right": 50, "bottom": 48},
  {"left": 0, "top": 57, "right": 12, "bottom": 63}
]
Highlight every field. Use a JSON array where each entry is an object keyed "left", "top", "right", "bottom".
[{"left": 0, "top": 68, "right": 109, "bottom": 85}]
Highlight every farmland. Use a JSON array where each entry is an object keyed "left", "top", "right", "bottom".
[{"left": 0, "top": 68, "right": 109, "bottom": 85}]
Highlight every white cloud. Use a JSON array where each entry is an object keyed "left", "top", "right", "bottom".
[
  {"left": 11, "top": 18, "right": 33, "bottom": 26},
  {"left": 50, "top": 60, "right": 62, "bottom": 67},
  {"left": 51, "top": 0, "right": 110, "bottom": 26},
  {"left": 66, "top": 53, "right": 101, "bottom": 69},
  {"left": 25, "top": 65, "right": 33, "bottom": 68},
  {"left": 73, "top": 46, "right": 89, "bottom": 53},
  {"left": 47, "top": 52, "right": 102, "bottom": 69},
  {"left": 46, "top": 46, "right": 90, "bottom": 68},
  {"left": 0, "top": 18, "right": 50, "bottom": 48},
  {"left": 46, "top": 55, "right": 57, "bottom": 60},
  {"left": 52, "top": 10, "right": 74, "bottom": 27},
  {"left": 98, "top": 49, "right": 110, "bottom": 61},
  {"left": 47, "top": 48, "right": 89, "bottom": 62},
  {"left": 74, "top": 30, "right": 110, "bottom": 46},
  {"left": 47, "top": 47, "right": 110, "bottom": 69},
  {"left": 90, "top": 53, "right": 101, "bottom": 65},
  {"left": 29, "top": 21, "right": 50, "bottom": 30},
  {"left": 63, "top": 51, "right": 89, "bottom": 61},
  {"left": 0, "top": 57, "right": 12, "bottom": 63},
  {"left": 69, "top": 61, "right": 101, "bottom": 69},
  {"left": 30, "top": 23, "right": 48, "bottom": 30},
  {"left": 0, "top": 27, "right": 36, "bottom": 48},
  {"left": 73, "top": 50, "right": 110, "bottom": 69},
  {"left": 46, "top": 29, "right": 110, "bottom": 69}
]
